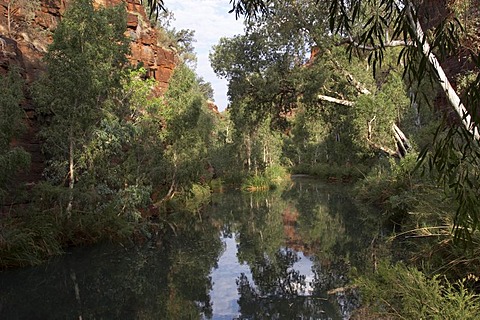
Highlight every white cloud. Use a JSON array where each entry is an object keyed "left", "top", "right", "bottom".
[{"left": 165, "top": 0, "right": 245, "bottom": 111}]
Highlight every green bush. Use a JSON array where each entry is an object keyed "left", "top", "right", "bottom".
[
  {"left": 355, "top": 153, "right": 419, "bottom": 206},
  {"left": 354, "top": 261, "right": 480, "bottom": 319},
  {"left": 264, "top": 164, "right": 288, "bottom": 181},
  {"left": 209, "top": 178, "right": 224, "bottom": 193},
  {"left": 182, "top": 183, "right": 212, "bottom": 212}
]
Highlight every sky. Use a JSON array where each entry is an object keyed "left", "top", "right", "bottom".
[{"left": 164, "top": 0, "right": 245, "bottom": 111}]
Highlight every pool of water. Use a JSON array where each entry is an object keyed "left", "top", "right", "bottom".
[{"left": 0, "top": 177, "right": 374, "bottom": 319}]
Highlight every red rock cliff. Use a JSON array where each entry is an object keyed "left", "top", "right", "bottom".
[
  {"left": 0, "top": 0, "right": 177, "bottom": 90},
  {"left": 0, "top": 0, "right": 177, "bottom": 189}
]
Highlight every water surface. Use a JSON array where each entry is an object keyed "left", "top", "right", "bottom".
[{"left": 0, "top": 177, "right": 374, "bottom": 319}]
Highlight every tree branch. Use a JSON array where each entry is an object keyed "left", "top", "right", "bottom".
[
  {"left": 317, "top": 94, "right": 355, "bottom": 106},
  {"left": 337, "top": 37, "right": 413, "bottom": 51},
  {"left": 330, "top": 57, "right": 372, "bottom": 95}
]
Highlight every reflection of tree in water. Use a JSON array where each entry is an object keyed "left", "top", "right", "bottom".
[
  {"left": 235, "top": 249, "right": 341, "bottom": 319},
  {"left": 285, "top": 179, "right": 378, "bottom": 267},
  {"left": 210, "top": 181, "right": 368, "bottom": 318},
  {"left": 280, "top": 179, "right": 375, "bottom": 317},
  {"left": 246, "top": 249, "right": 305, "bottom": 296},
  {"left": 0, "top": 209, "right": 223, "bottom": 319},
  {"left": 234, "top": 191, "right": 286, "bottom": 267},
  {"left": 1, "top": 181, "right": 379, "bottom": 319}
]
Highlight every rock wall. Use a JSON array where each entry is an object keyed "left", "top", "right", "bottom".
[
  {"left": 0, "top": 0, "right": 177, "bottom": 190},
  {"left": 122, "top": 0, "right": 177, "bottom": 95},
  {"left": 0, "top": 0, "right": 177, "bottom": 90}
]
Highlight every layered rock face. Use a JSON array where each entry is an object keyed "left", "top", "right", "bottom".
[
  {"left": 121, "top": 0, "right": 177, "bottom": 95},
  {"left": 0, "top": 0, "right": 177, "bottom": 187},
  {"left": 0, "top": 0, "right": 177, "bottom": 90}
]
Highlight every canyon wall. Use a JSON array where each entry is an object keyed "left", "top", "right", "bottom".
[{"left": 0, "top": 0, "right": 178, "bottom": 187}]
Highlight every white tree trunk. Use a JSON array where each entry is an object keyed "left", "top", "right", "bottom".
[
  {"left": 404, "top": 1, "right": 480, "bottom": 140},
  {"left": 67, "top": 136, "right": 74, "bottom": 216},
  {"left": 319, "top": 95, "right": 410, "bottom": 157}
]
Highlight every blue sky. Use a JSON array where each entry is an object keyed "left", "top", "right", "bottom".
[{"left": 164, "top": 0, "right": 245, "bottom": 111}]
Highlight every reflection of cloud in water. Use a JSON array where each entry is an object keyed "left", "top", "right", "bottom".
[
  {"left": 210, "top": 235, "right": 252, "bottom": 318},
  {"left": 210, "top": 237, "right": 317, "bottom": 318},
  {"left": 291, "top": 251, "right": 315, "bottom": 296}
]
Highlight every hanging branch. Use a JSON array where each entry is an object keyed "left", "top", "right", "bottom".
[{"left": 400, "top": 1, "right": 479, "bottom": 140}]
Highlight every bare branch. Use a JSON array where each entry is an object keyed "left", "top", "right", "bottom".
[
  {"left": 336, "top": 37, "right": 413, "bottom": 51},
  {"left": 317, "top": 94, "right": 355, "bottom": 106},
  {"left": 329, "top": 57, "right": 372, "bottom": 95}
]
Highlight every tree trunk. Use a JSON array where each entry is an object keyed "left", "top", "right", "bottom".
[
  {"left": 319, "top": 94, "right": 409, "bottom": 157},
  {"left": 66, "top": 130, "right": 74, "bottom": 216},
  {"left": 409, "top": 88, "right": 421, "bottom": 127},
  {"left": 245, "top": 135, "right": 252, "bottom": 171},
  {"left": 7, "top": 1, "right": 12, "bottom": 34},
  {"left": 392, "top": 123, "right": 411, "bottom": 157},
  {"left": 404, "top": 1, "right": 480, "bottom": 140}
]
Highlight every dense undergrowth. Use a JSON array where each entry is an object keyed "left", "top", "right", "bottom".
[
  {"left": 0, "top": 181, "right": 219, "bottom": 269},
  {"left": 241, "top": 164, "right": 288, "bottom": 191},
  {"left": 351, "top": 153, "right": 480, "bottom": 318},
  {"left": 353, "top": 261, "right": 480, "bottom": 319}
]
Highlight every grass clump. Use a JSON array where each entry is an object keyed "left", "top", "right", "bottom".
[
  {"left": 209, "top": 178, "right": 224, "bottom": 193},
  {"left": 242, "top": 174, "right": 271, "bottom": 192},
  {"left": 264, "top": 164, "right": 288, "bottom": 181},
  {"left": 353, "top": 261, "right": 480, "bottom": 319},
  {"left": 242, "top": 164, "right": 289, "bottom": 192},
  {"left": 0, "top": 212, "right": 63, "bottom": 268}
]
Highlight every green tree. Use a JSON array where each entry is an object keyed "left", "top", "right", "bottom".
[
  {"left": 153, "top": 63, "right": 218, "bottom": 198},
  {"left": 211, "top": 0, "right": 420, "bottom": 170},
  {"left": 35, "top": 0, "right": 129, "bottom": 215}
]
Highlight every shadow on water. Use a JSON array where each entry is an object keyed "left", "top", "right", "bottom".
[{"left": 0, "top": 177, "right": 379, "bottom": 319}]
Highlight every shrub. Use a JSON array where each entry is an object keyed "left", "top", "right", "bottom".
[
  {"left": 354, "top": 261, "right": 480, "bottom": 319},
  {"left": 264, "top": 164, "right": 288, "bottom": 181},
  {"left": 209, "top": 178, "right": 224, "bottom": 193}
]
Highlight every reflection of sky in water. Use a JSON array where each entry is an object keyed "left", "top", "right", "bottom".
[
  {"left": 292, "top": 252, "right": 315, "bottom": 296},
  {"left": 210, "top": 235, "right": 250, "bottom": 318},
  {"left": 210, "top": 235, "right": 314, "bottom": 319}
]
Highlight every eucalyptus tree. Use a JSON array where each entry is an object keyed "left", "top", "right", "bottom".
[
  {"left": 157, "top": 63, "right": 217, "bottom": 198},
  {"left": 35, "top": 0, "right": 129, "bottom": 215},
  {"left": 210, "top": 1, "right": 327, "bottom": 173},
  {"left": 211, "top": 0, "right": 418, "bottom": 168},
  {"left": 325, "top": 0, "right": 480, "bottom": 241},
  {"left": 224, "top": 1, "right": 479, "bottom": 133}
]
